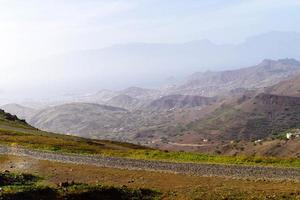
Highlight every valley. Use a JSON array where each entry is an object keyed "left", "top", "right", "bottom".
[{"left": 2, "top": 58, "right": 300, "bottom": 158}]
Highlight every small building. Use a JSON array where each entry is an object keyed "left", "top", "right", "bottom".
[
  {"left": 254, "top": 139, "right": 263, "bottom": 144},
  {"left": 286, "top": 129, "right": 300, "bottom": 139}
]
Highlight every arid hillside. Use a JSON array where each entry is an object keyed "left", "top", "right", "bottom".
[{"left": 171, "top": 58, "right": 300, "bottom": 96}]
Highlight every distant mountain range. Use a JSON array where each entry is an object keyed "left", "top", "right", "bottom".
[
  {"left": 30, "top": 58, "right": 299, "bottom": 107},
  {"left": 168, "top": 58, "right": 300, "bottom": 96},
  {"left": 13, "top": 31, "right": 300, "bottom": 97}
]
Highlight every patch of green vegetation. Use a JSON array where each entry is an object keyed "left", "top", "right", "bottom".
[
  {"left": 0, "top": 177, "right": 161, "bottom": 200},
  {"left": 189, "top": 186, "right": 300, "bottom": 200},
  {"left": 0, "top": 127, "right": 148, "bottom": 155},
  {"left": 59, "top": 183, "right": 161, "bottom": 200},
  {"left": 272, "top": 128, "right": 300, "bottom": 140},
  {"left": 99, "top": 149, "right": 300, "bottom": 168},
  {"left": 0, "top": 172, "right": 40, "bottom": 186}
]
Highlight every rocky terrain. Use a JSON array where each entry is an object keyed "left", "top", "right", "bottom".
[
  {"left": 146, "top": 95, "right": 216, "bottom": 111},
  {"left": 187, "top": 93, "right": 300, "bottom": 141},
  {"left": 106, "top": 94, "right": 143, "bottom": 110},
  {"left": 266, "top": 73, "right": 300, "bottom": 96},
  {"left": 169, "top": 58, "right": 300, "bottom": 96},
  {"left": 29, "top": 103, "right": 129, "bottom": 137}
]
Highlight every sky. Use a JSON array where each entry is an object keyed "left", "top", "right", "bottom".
[
  {"left": 0, "top": 0, "right": 299, "bottom": 66},
  {"left": 1, "top": 0, "right": 300, "bottom": 101}
]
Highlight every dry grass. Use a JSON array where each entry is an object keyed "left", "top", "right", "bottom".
[
  {"left": 0, "top": 127, "right": 148, "bottom": 154},
  {"left": 1, "top": 155, "right": 300, "bottom": 200},
  {"left": 1, "top": 126, "right": 300, "bottom": 168}
]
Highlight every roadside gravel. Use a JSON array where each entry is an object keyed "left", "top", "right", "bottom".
[{"left": 0, "top": 145, "right": 299, "bottom": 181}]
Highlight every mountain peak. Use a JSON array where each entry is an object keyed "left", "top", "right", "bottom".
[
  {"left": 258, "top": 58, "right": 300, "bottom": 67},
  {"left": 278, "top": 58, "right": 300, "bottom": 65}
]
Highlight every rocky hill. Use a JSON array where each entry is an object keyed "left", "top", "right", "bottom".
[
  {"left": 0, "top": 103, "right": 37, "bottom": 121},
  {"left": 172, "top": 58, "right": 300, "bottom": 96},
  {"left": 266, "top": 73, "right": 300, "bottom": 96},
  {"left": 147, "top": 95, "right": 216, "bottom": 111},
  {"left": 0, "top": 108, "right": 31, "bottom": 128},
  {"left": 118, "top": 87, "right": 160, "bottom": 100},
  {"left": 187, "top": 91, "right": 300, "bottom": 142},
  {"left": 29, "top": 103, "right": 129, "bottom": 137},
  {"left": 105, "top": 94, "right": 142, "bottom": 110}
]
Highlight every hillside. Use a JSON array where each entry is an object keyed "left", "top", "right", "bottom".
[
  {"left": 172, "top": 58, "right": 300, "bottom": 96},
  {"left": 147, "top": 95, "right": 216, "bottom": 111},
  {"left": 0, "top": 109, "right": 32, "bottom": 129},
  {"left": 1, "top": 105, "right": 300, "bottom": 200},
  {"left": 29, "top": 103, "right": 130, "bottom": 138},
  {"left": 186, "top": 91, "right": 300, "bottom": 142},
  {"left": 0, "top": 104, "right": 36, "bottom": 121},
  {"left": 118, "top": 87, "right": 160, "bottom": 100},
  {"left": 0, "top": 108, "right": 147, "bottom": 154},
  {"left": 266, "top": 73, "right": 300, "bottom": 96},
  {"left": 106, "top": 94, "right": 142, "bottom": 110}
]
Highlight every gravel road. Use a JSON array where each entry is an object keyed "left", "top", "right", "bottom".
[{"left": 0, "top": 145, "right": 299, "bottom": 181}]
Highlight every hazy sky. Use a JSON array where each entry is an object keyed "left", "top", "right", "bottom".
[
  {"left": 1, "top": 0, "right": 300, "bottom": 101},
  {"left": 0, "top": 0, "right": 299, "bottom": 66}
]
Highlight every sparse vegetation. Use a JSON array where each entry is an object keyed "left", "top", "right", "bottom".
[
  {"left": 0, "top": 171, "right": 160, "bottom": 200},
  {"left": 0, "top": 126, "right": 149, "bottom": 155},
  {"left": 99, "top": 149, "right": 300, "bottom": 168},
  {"left": 1, "top": 157, "right": 300, "bottom": 200},
  {"left": 0, "top": 172, "right": 40, "bottom": 186}
]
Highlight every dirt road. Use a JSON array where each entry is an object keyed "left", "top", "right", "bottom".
[{"left": 0, "top": 145, "right": 299, "bottom": 181}]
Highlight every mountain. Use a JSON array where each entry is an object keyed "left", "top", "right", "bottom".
[
  {"left": 12, "top": 58, "right": 300, "bottom": 146},
  {"left": 19, "top": 58, "right": 300, "bottom": 109},
  {"left": 78, "top": 90, "right": 118, "bottom": 103},
  {"left": 0, "top": 104, "right": 147, "bottom": 158},
  {"left": 105, "top": 94, "right": 142, "bottom": 110},
  {"left": 187, "top": 90, "right": 300, "bottom": 141},
  {"left": 29, "top": 103, "right": 129, "bottom": 138},
  {"left": 59, "top": 87, "right": 160, "bottom": 107},
  {"left": 147, "top": 95, "right": 216, "bottom": 111},
  {"left": 12, "top": 31, "right": 300, "bottom": 97},
  {"left": 118, "top": 87, "right": 161, "bottom": 100},
  {"left": 266, "top": 73, "right": 300, "bottom": 97},
  {"left": 0, "top": 103, "right": 36, "bottom": 121},
  {"left": 171, "top": 58, "right": 300, "bottom": 96}
]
